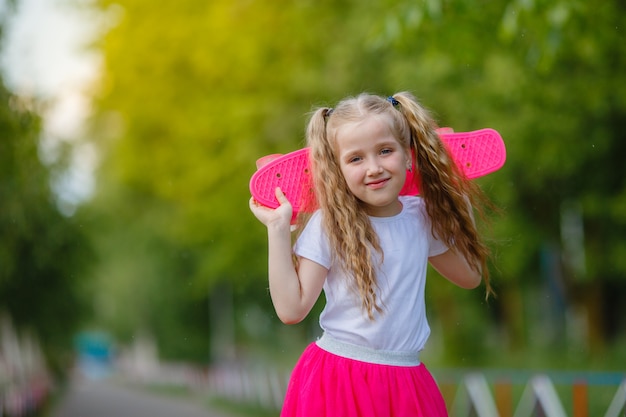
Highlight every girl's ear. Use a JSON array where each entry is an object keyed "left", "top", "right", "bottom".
[
  {"left": 405, "top": 147, "right": 414, "bottom": 170},
  {"left": 405, "top": 153, "right": 414, "bottom": 172}
]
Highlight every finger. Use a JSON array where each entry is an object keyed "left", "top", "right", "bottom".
[
  {"left": 249, "top": 196, "right": 263, "bottom": 210},
  {"left": 274, "top": 187, "right": 289, "bottom": 205}
]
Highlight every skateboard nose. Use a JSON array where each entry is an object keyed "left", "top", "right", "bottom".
[{"left": 256, "top": 154, "right": 283, "bottom": 170}]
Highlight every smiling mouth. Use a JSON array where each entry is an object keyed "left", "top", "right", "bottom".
[{"left": 366, "top": 178, "right": 389, "bottom": 189}]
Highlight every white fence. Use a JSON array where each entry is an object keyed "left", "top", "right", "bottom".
[
  {"left": 125, "top": 361, "right": 626, "bottom": 417},
  {"left": 205, "top": 366, "right": 626, "bottom": 417},
  {"left": 0, "top": 315, "right": 52, "bottom": 417}
]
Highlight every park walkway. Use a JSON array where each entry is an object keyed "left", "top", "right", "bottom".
[{"left": 48, "top": 377, "right": 236, "bottom": 417}]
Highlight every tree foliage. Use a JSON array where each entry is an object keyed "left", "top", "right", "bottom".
[
  {"left": 84, "top": 0, "right": 626, "bottom": 363},
  {"left": 0, "top": 81, "right": 92, "bottom": 372}
]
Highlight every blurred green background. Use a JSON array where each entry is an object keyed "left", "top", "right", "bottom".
[{"left": 1, "top": 0, "right": 625, "bottom": 386}]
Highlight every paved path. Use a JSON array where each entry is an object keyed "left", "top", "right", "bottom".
[{"left": 49, "top": 378, "right": 235, "bottom": 417}]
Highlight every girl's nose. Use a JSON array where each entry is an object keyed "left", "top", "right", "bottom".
[{"left": 366, "top": 161, "right": 383, "bottom": 176}]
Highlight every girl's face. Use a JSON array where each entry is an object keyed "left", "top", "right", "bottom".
[{"left": 334, "top": 116, "right": 410, "bottom": 217}]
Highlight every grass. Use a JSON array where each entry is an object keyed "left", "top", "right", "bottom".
[{"left": 206, "top": 397, "right": 277, "bottom": 417}]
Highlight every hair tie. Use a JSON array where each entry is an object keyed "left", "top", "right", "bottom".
[
  {"left": 325, "top": 108, "right": 334, "bottom": 119},
  {"left": 387, "top": 96, "right": 399, "bottom": 107}
]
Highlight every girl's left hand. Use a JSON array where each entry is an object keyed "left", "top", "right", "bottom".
[{"left": 249, "top": 187, "right": 293, "bottom": 228}]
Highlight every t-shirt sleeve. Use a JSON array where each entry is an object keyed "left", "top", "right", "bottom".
[
  {"left": 293, "top": 211, "right": 332, "bottom": 269},
  {"left": 415, "top": 197, "right": 449, "bottom": 257},
  {"left": 427, "top": 231, "right": 449, "bottom": 257}
]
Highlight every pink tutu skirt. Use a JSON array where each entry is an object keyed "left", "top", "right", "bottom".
[{"left": 281, "top": 335, "right": 448, "bottom": 417}]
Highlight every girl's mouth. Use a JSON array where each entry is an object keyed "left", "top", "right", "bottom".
[{"left": 366, "top": 178, "right": 389, "bottom": 189}]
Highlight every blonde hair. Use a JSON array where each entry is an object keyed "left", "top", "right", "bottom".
[{"left": 298, "top": 92, "right": 493, "bottom": 319}]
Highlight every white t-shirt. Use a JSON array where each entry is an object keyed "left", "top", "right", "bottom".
[{"left": 294, "top": 195, "right": 448, "bottom": 354}]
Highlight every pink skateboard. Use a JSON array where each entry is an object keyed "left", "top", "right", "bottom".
[{"left": 250, "top": 128, "right": 506, "bottom": 216}]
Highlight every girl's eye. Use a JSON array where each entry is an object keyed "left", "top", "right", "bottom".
[
  {"left": 381, "top": 148, "right": 393, "bottom": 155},
  {"left": 349, "top": 156, "right": 362, "bottom": 163}
]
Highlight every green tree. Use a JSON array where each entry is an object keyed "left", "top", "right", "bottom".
[
  {"left": 370, "top": 0, "right": 626, "bottom": 358},
  {"left": 0, "top": 82, "right": 92, "bottom": 372},
  {"left": 85, "top": 0, "right": 389, "bottom": 360},
  {"left": 85, "top": 0, "right": 626, "bottom": 365}
]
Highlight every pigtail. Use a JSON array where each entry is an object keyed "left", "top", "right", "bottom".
[
  {"left": 294, "top": 109, "right": 328, "bottom": 228},
  {"left": 304, "top": 106, "right": 383, "bottom": 319},
  {"left": 392, "top": 92, "right": 494, "bottom": 297}
]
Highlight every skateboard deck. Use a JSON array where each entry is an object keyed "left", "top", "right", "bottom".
[{"left": 250, "top": 128, "right": 505, "bottom": 215}]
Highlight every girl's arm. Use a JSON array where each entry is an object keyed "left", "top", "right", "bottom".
[
  {"left": 428, "top": 249, "right": 481, "bottom": 289},
  {"left": 249, "top": 188, "right": 327, "bottom": 324},
  {"left": 428, "top": 195, "right": 483, "bottom": 290}
]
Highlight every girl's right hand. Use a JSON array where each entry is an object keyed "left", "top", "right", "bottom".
[{"left": 249, "top": 187, "right": 293, "bottom": 228}]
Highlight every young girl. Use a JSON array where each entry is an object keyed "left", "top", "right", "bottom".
[{"left": 249, "top": 92, "right": 493, "bottom": 417}]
